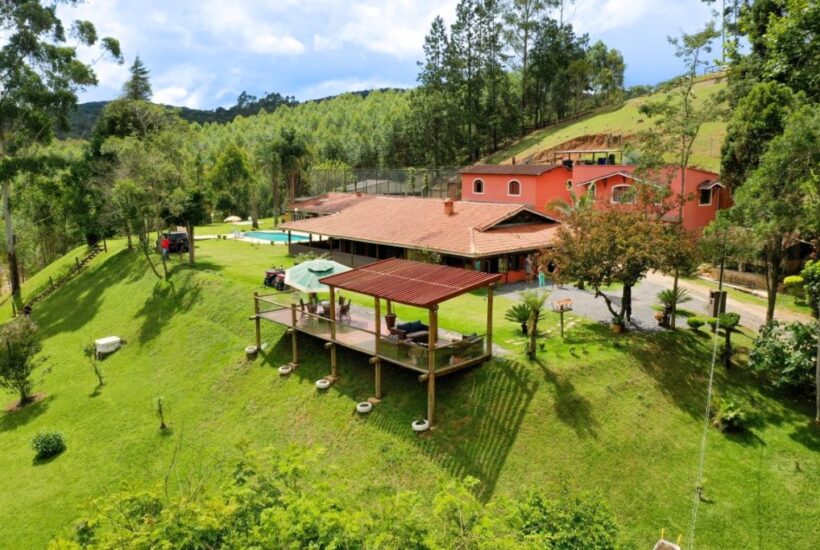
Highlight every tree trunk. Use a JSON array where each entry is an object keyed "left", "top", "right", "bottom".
[
  {"left": 250, "top": 191, "right": 259, "bottom": 229},
  {"left": 623, "top": 284, "right": 633, "bottom": 322},
  {"left": 2, "top": 180, "right": 21, "bottom": 298},
  {"left": 816, "top": 319, "right": 819, "bottom": 423},
  {"left": 765, "top": 250, "right": 782, "bottom": 324},
  {"left": 670, "top": 268, "right": 680, "bottom": 329},
  {"left": 272, "top": 172, "right": 279, "bottom": 226},
  {"left": 187, "top": 222, "right": 195, "bottom": 264},
  {"left": 125, "top": 220, "right": 133, "bottom": 250},
  {"left": 139, "top": 235, "right": 163, "bottom": 279}
]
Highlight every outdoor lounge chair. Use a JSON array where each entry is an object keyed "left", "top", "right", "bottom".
[{"left": 338, "top": 298, "right": 351, "bottom": 322}]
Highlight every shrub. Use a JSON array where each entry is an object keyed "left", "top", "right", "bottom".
[
  {"left": 515, "top": 491, "right": 619, "bottom": 549},
  {"left": 504, "top": 303, "right": 533, "bottom": 334},
  {"left": 711, "top": 395, "right": 750, "bottom": 432},
  {"left": 657, "top": 287, "right": 692, "bottom": 309},
  {"left": 0, "top": 317, "right": 43, "bottom": 406},
  {"left": 32, "top": 431, "right": 66, "bottom": 460},
  {"left": 687, "top": 317, "right": 705, "bottom": 330},
  {"left": 801, "top": 260, "right": 820, "bottom": 316},
  {"left": 718, "top": 312, "right": 741, "bottom": 330},
  {"left": 749, "top": 321, "right": 816, "bottom": 392},
  {"left": 783, "top": 275, "right": 805, "bottom": 298}
]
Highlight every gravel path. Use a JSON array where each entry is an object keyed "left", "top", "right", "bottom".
[{"left": 497, "top": 271, "right": 774, "bottom": 331}]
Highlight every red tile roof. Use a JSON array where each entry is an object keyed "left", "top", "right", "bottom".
[
  {"left": 319, "top": 258, "right": 501, "bottom": 307},
  {"left": 459, "top": 164, "right": 559, "bottom": 176},
  {"left": 279, "top": 195, "right": 559, "bottom": 258},
  {"left": 289, "top": 192, "right": 374, "bottom": 215}
]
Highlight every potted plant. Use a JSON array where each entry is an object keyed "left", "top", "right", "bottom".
[
  {"left": 385, "top": 312, "right": 397, "bottom": 330},
  {"left": 611, "top": 315, "right": 625, "bottom": 333}
]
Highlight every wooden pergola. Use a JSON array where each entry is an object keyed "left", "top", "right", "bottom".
[{"left": 254, "top": 258, "right": 501, "bottom": 427}]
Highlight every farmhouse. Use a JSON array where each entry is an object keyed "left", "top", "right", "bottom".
[
  {"left": 279, "top": 195, "right": 559, "bottom": 283},
  {"left": 460, "top": 159, "right": 729, "bottom": 233}
]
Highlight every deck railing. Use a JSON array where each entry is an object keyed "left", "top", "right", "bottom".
[{"left": 255, "top": 291, "right": 488, "bottom": 373}]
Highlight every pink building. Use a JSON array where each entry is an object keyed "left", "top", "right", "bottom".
[{"left": 459, "top": 162, "right": 729, "bottom": 233}]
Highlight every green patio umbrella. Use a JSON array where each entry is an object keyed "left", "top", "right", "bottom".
[{"left": 284, "top": 259, "right": 351, "bottom": 293}]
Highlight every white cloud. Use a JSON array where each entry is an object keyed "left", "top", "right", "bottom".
[
  {"left": 313, "top": 33, "right": 341, "bottom": 51},
  {"left": 153, "top": 86, "right": 190, "bottom": 105},
  {"left": 568, "top": 0, "right": 714, "bottom": 36}
]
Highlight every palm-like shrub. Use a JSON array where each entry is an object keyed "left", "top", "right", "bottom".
[
  {"left": 520, "top": 290, "right": 548, "bottom": 359},
  {"left": 657, "top": 288, "right": 692, "bottom": 309},
  {"left": 505, "top": 303, "right": 533, "bottom": 335}
]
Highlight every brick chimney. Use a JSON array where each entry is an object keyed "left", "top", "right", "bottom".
[{"left": 443, "top": 198, "right": 454, "bottom": 216}]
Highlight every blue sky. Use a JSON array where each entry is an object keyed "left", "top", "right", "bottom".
[{"left": 61, "top": 0, "right": 717, "bottom": 109}]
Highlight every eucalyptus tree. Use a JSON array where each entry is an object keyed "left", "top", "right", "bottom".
[
  {"left": 0, "top": 0, "right": 121, "bottom": 297},
  {"left": 637, "top": 22, "right": 724, "bottom": 328}
]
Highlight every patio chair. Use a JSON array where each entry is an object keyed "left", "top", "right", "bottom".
[{"left": 338, "top": 298, "right": 351, "bottom": 323}]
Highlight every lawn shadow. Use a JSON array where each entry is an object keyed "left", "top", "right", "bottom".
[
  {"left": 535, "top": 358, "right": 599, "bottom": 439},
  {"left": 134, "top": 276, "right": 203, "bottom": 344},
  {"left": 261, "top": 331, "right": 538, "bottom": 502},
  {"left": 34, "top": 249, "right": 137, "bottom": 338},
  {"left": 789, "top": 423, "right": 820, "bottom": 451},
  {"left": 0, "top": 394, "right": 54, "bottom": 433}
]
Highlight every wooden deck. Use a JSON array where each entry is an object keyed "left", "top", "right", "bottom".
[{"left": 257, "top": 301, "right": 487, "bottom": 374}]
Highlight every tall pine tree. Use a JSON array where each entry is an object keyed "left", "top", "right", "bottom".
[{"left": 123, "top": 56, "right": 152, "bottom": 101}]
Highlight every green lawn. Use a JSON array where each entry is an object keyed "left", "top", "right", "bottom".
[
  {"left": 485, "top": 76, "right": 726, "bottom": 171},
  {"left": 684, "top": 276, "right": 814, "bottom": 319},
  {"left": 0, "top": 238, "right": 817, "bottom": 548}
]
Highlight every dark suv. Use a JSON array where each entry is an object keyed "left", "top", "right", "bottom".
[{"left": 159, "top": 231, "right": 189, "bottom": 253}]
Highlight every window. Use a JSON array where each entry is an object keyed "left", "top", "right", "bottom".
[
  {"left": 473, "top": 179, "right": 484, "bottom": 194},
  {"left": 699, "top": 188, "right": 712, "bottom": 206},
  {"left": 508, "top": 180, "right": 521, "bottom": 196},
  {"left": 611, "top": 185, "right": 635, "bottom": 204}
]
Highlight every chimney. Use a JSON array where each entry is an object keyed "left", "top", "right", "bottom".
[{"left": 443, "top": 198, "right": 454, "bottom": 216}]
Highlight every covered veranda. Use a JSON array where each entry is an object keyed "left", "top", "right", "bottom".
[{"left": 253, "top": 258, "right": 501, "bottom": 427}]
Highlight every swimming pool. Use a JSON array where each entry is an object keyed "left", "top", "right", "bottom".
[{"left": 243, "top": 231, "right": 309, "bottom": 243}]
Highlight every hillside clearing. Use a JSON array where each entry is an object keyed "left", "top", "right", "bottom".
[
  {"left": 486, "top": 76, "right": 727, "bottom": 171},
  {"left": 0, "top": 239, "right": 816, "bottom": 548}
]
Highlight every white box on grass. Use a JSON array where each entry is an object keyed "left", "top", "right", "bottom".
[{"left": 95, "top": 336, "right": 121, "bottom": 355}]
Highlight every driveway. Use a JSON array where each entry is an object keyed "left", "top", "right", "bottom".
[{"left": 497, "top": 271, "right": 795, "bottom": 331}]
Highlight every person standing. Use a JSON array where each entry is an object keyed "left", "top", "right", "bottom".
[
  {"left": 161, "top": 234, "right": 170, "bottom": 261},
  {"left": 537, "top": 264, "right": 546, "bottom": 288},
  {"left": 524, "top": 255, "right": 533, "bottom": 284}
]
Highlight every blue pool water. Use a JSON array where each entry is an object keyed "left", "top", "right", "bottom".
[{"left": 244, "top": 231, "right": 309, "bottom": 242}]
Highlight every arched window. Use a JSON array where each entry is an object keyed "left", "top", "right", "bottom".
[
  {"left": 611, "top": 185, "right": 635, "bottom": 204},
  {"left": 473, "top": 179, "right": 484, "bottom": 194},
  {"left": 508, "top": 180, "right": 521, "bottom": 196}
]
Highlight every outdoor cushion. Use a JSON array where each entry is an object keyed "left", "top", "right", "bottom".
[{"left": 397, "top": 320, "right": 427, "bottom": 333}]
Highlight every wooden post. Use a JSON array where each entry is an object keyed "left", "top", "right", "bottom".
[
  {"left": 49, "top": 276, "right": 54, "bottom": 290},
  {"left": 374, "top": 358, "right": 382, "bottom": 399},
  {"left": 253, "top": 292, "right": 261, "bottom": 349},
  {"left": 559, "top": 310, "right": 565, "bottom": 339},
  {"left": 290, "top": 303, "right": 299, "bottom": 364},
  {"left": 486, "top": 284, "right": 494, "bottom": 358},
  {"left": 75, "top": 257, "right": 80, "bottom": 271},
  {"left": 386, "top": 300, "right": 392, "bottom": 315},
  {"left": 329, "top": 286, "right": 337, "bottom": 377},
  {"left": 427, "top": 305, "right": 438, "bottom": 426}
]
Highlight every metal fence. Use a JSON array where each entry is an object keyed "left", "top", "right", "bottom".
[{"left": 303, "top": 167, "right": 461, "bottom": 199}]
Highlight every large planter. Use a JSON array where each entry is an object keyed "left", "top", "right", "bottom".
[
  {"left": 611, "top": 322, "right": 625, "bottom": 334},
  {"left": 385, "top": 313, "right": 397, "bottom": 330}
]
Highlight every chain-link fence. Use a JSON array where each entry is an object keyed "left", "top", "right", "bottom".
[{"left": 303, "top": 167, "right": 461, "bottom": 199}]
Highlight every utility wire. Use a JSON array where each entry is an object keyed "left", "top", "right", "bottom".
[{"left": 686, "top": 315, "right": 723, "bottom": 549}]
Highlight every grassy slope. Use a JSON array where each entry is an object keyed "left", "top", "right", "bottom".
[
  {"left": 486, "top": 76, "right": 727, "bottom": 171},
  {"left": 0, "top": 239, "right": 817, "bottom": 549}
]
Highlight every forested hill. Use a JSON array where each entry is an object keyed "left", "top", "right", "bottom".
[{"left": 63, "top": 89, "right": 403, "bottom": 138}]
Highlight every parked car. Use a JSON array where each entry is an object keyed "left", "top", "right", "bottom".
[{"left": 157, "top": 231, "right": 189, "bottom": 253}]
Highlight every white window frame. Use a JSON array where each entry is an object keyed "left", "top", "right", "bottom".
[
  {"left": 610, "top": 184, "right": 635, "bottom": 205},
  {"left": 473, "top": 178, "right": 485, "bottom": 195},
  {"left": 508, "top": 179, "right": 521, "bottom": 196},
  {"left": 698, "top": 187, "right": 713, "bottom": 206}
]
